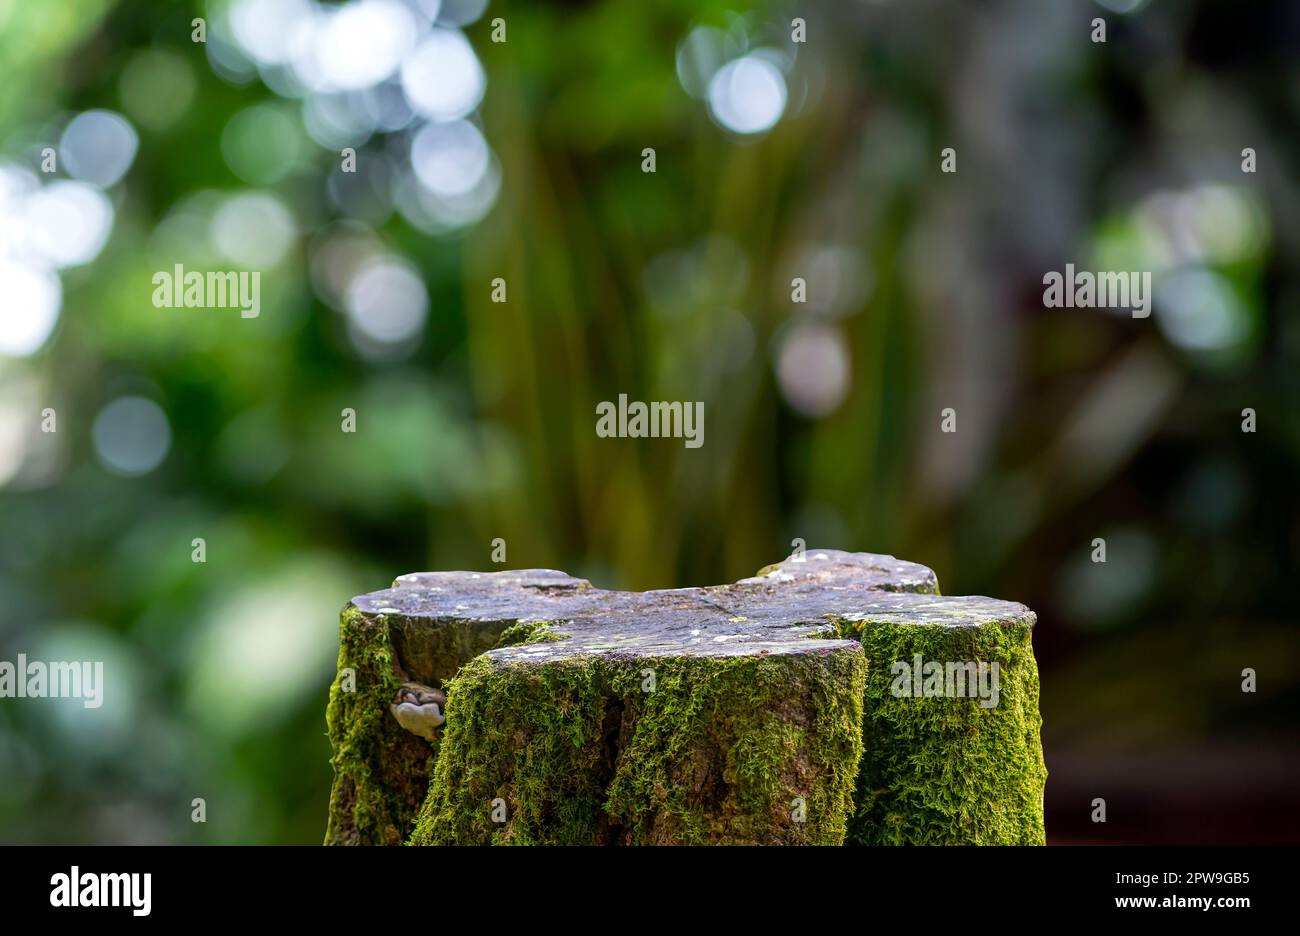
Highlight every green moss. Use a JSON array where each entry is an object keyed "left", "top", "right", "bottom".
[
  {"left": 408, "top": 647, "right": 866, "bottom": 845},
  {"left": 324, "top": 607, "right": 436, "bottom": 845},
  {"left": 839, "top": 616, "right": 1046, "bottom": 845},
  {"left": 408, "top": 655, "right": 611, "bottom": 845},
  {"left": 492, "top": 619, "right": 571, "bottom": 648},
  {"left": 605, "top": 650, "right": 866, "bottom": 845}
]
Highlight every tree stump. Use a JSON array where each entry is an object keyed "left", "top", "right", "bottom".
[{"left": 324, "top": 550, "right": 1045, "bottom": 845}]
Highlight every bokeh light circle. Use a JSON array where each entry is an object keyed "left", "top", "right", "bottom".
[
  {"left": 92, "top": 397, "right": 172, "bottom": 477},
  {"left": 707, "top": 54, "right": 787, "bottom": 135},
  {"left": 410, "top": 120, "right": 489, "bottom": 198},
  {"left": 59, "top": 110, "right": 139, "bottom": 188},
  {"left": 775, "top": 323, "right": 850, "bottom": 417},
  {"left": 0, "top": 259, "right": 61, "bottom": 357},
  {"left": 400, "top": 29, "right": 485, "bottom": 122},
  {"left": 345, "top": 256, "right": 429, "bottom": 348}
]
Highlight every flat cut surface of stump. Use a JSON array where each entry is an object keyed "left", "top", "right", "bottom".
[{"left": 355, "top": 551, "right": 969, "bottom": 667}]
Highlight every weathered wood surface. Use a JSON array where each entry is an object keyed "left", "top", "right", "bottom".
[{"left": 325, "top": 550, "right": 1045, "bottom": 845}]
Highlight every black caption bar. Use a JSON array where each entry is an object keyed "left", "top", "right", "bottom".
[{"left": 0, "top": 844, "right": 1283, "bottom": 924}]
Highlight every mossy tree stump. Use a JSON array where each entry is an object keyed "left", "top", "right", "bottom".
[{"left": 325, "top": 550, "right": 1045, "bottom": 845}]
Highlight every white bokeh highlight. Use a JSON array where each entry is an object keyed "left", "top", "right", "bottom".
[
  {"left": 212, "top": 192, "right": 297, "bottom": 267},
  {"left": 315, "top": 0, "right": 416, "bottom": 91},
  {"left": 707, "top": 53, "right": 787, "bottom": 135},
  {"left": 0, "top": 259, "right": 62, "bottom": 357},
  {"left": 25, "top": 182, "right": 114, "bottom": 269},
  {"left": 410, "top": 120, "right": 490, "bottom": 198},
  {"left": 400, "top": 29, "right": 486, "bottom": 122},
  {"left": 344, "top": 255, "right": 428, "bottom": 357},
  {"left": 92, "top": 397, "right": 172, "bottom": 477},
  {"left": 59, "top": 110, "right": 139, "bottom": 188}
]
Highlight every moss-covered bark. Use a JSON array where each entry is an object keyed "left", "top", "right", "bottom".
[
  {"left": 324, "top": 603, "right": 523, "bottom": 844},
  {"left": 837, "top": 599, "right": 1046, "bottom": 845},
  {"left": 324, "top": 607, "right": 435, "bottom": 845},
  {"left": 410, "top": 646, "right": 866, "bottom": 845}
]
